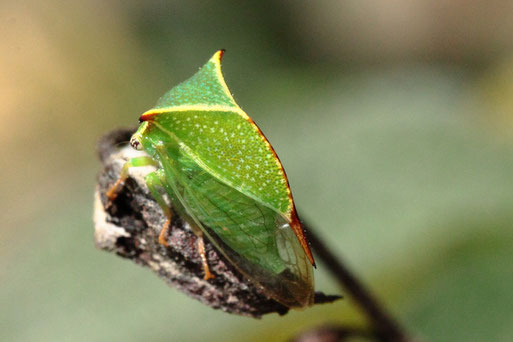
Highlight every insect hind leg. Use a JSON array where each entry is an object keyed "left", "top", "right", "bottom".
[{"left": 189, "top": 224, "right": 215, "bottom": 280}]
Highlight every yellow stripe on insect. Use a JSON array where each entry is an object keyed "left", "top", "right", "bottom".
[
  {"left": 140, "top": 105, "right": 249, "bottom": 121},
  {"left": 212, "top": 51, "right": 239, "bottom": 106}
]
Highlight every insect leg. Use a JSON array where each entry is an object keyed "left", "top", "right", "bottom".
[
  {"left": 196, "top": 231, "right": 215, "bottom": 280},
  {"left": 154, "top": 145, "right": 215, "bottom": 280},
  {"left": 106, "top": 156, "right": 158, "bottom": 204},
  {"left": 145, "top": 170, "right": 173, "bottom": 247},
  {"left": 186, "top": 221, "right": 215, "bottom": 280}
]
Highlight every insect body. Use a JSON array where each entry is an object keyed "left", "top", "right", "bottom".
[{"left": 107, "top": 50, "right": 315, "bottom": 308}]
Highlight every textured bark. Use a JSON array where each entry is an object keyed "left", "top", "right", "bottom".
[{"left": 94, "top": 128, "right": 339, "bottom": 318}]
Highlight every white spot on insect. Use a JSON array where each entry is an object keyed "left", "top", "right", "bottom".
[
  {"left": 214, "top": 121, "right": 218, "bottom": 125},
  {"left": 279, "top": 223, "right": 290, "bottom": 230},
  {"left": 210, "top": 127, "right": 215, "bottom": 133}
]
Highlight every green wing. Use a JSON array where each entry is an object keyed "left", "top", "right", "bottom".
[{"left": 155, "top": 144, "right": 314, "bottom": 308}]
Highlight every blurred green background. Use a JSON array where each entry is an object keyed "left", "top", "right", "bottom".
[{"left": 2, "top": 1, "right": 513, "bottom": 341}]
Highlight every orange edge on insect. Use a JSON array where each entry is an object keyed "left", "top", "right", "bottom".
[
  {"left": 139, "top": 111, "right": 157, "bottom": 122},
  {"left": 244, "top": 115, "right": 316, "bottom": 267},
  {"left": 216, "top": 49, "right": 226, "bottom": 61},
  {"left": 290, "top": 207, "right": 316, "bottom": 268}
]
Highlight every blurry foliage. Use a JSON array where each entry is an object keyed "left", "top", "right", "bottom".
[{"left": 1, "top": 1, "right": 512, "bottom": 341}]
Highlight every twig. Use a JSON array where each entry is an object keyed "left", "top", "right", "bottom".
[{"left": 303, "top": 221, "right": 412, "bottom": 342}]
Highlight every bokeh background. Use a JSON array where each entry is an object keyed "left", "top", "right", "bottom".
[{"left": 2, "top": 1, "right": 513, "bottom": 341}]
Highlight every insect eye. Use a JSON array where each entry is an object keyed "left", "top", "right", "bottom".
[{"left": 130, "top": 136, "right": 142, "bottom": 150}]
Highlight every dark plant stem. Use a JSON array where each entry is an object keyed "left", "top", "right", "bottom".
[{"left": 303, "top": 221, "right": 412, "bottom": 342}]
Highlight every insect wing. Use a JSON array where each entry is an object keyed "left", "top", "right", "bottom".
[{"left": 158, "top": 147, "right": 314, "bottom": 308}]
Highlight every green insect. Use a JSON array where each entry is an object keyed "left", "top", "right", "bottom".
[{"left": 107, "top": 50, "right": 315, "bottom": 308}]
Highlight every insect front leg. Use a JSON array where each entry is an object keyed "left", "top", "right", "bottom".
[{"left": 106, "top": 156, "right": 158, "bottom": 204}]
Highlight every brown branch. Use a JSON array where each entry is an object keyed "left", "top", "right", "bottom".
[
  {"left": 94, "top": 128, "right": 339, "bottom": 318},
  {"left": 303, "top": 222, "right": 413, "bottom": 342}
]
